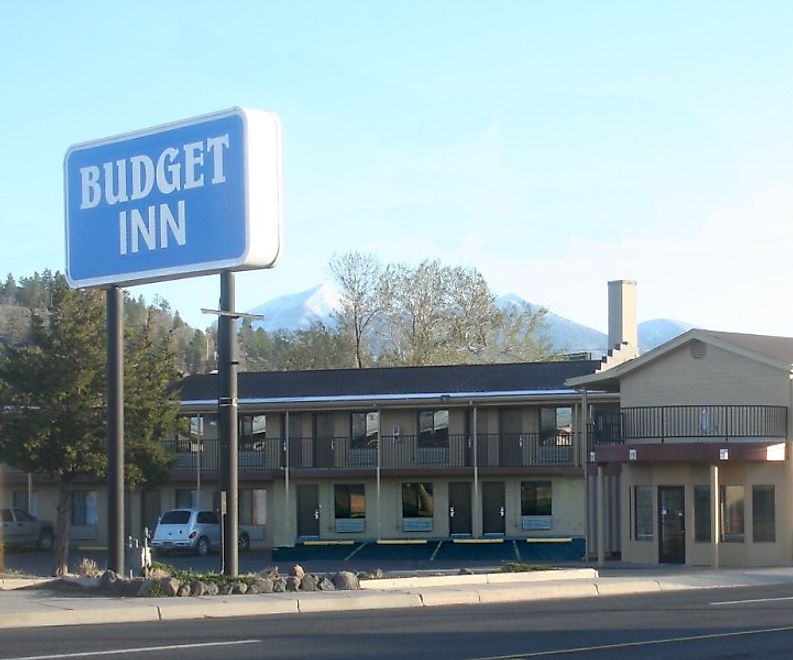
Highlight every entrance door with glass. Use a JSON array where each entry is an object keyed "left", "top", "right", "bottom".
[{"left": 658, "top": 486, "right": 685, "bottom": 564}]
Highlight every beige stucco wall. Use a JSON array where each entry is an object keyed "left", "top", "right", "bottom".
[
  {"left": 619, "top": 461, "right": 790, "bottom": 566},
  {"left": 269, "top": 475, "right": 584, "bottom": 547},
  {"left": 621, "top": 343, "right": 788, "bottom": 408}
]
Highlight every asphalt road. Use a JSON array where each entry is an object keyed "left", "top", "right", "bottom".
[{"left": 2, "top": 583, "right": 793, "bottom": 659}]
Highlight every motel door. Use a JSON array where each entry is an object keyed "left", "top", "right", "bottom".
[
  {"left": 313, "top": 413, "right": 335, "bottom": 468},
  {"left": 482, "top": 481, "right": 506, "bottom": 535},
  {"left": 658, "top": 486, "right": 686, "bottom": 564},
  {"left": 499, "top": 409, "right": 523, "bottom": 467},
  {"left": 297, "top": 485, "right": 320, "bottom": 538},
  {"left": 449, "top": 482, "right": 472, "bottom": 536}
]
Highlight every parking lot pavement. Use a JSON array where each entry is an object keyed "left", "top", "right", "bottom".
[{"left": 1, "top": 538, "right": 587, "bottom": 578}]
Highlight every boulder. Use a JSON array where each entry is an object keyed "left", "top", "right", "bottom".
[
  {"left": 300, "top": 574, "right": 318, "bottom": 591},
  {"left": 332, "top": 571, "right": 359, "bottom": 591},
  {"left": 290, "top": 564, "right": 305, "bottom": 579},
  {"left": 272, "top": 577, "right": 287, "bottom": 592},
  {"left": 251, "top": 577, "right": 273, "bottom": 593},
  {"left": 232, "top": 581, "right": 248, "bottom": 594},
  {"left": 285, "top": 576, "right": 301, "bottom": 592},
  {"left": 316, "top": 576, "right": 336, "bottom": 591},
  {"left": 204, "top": 582, "right": 220, "bottom": 596},
  {"left": 189, "top": 580, "right": 206, "bottom": 596},
  {"left": 177, "top": 583, "right": 192, "bottom": 597},
  {"left": 159, "top": 577, "right": 181, "bottom": 597}
]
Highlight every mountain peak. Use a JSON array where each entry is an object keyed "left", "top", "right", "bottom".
[{"left": 245, "top": 285, "right": 691, "bottom": 352}]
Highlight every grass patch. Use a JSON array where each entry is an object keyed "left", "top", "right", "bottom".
[{"left": 499, "top": 562, "right": 551, "bottom": 573}]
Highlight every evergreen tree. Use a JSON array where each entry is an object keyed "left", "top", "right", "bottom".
[{"left": 0, "top": 275, "right": 178, "bottom": 576}]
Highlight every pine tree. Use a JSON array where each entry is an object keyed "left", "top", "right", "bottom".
[{"left": 0, "top": 275, "right": 178, "bottom": 576}]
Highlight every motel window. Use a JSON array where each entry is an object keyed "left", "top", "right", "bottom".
[
  {"left": 752, "top": 485, "right": 775, "bottom": 543},
  {"left": 240, "top": 414, "right": 267, "bottom": 450},
  {"left": 418, "top": 410, "right": 449, "bottom": 448},
  {"left": 634, "top": 486, "right": 653, "bottom": 541},
  {"left": 693, "top": 486, "right": 711, "bottom": 543},
  {"left": 720, "top": 485, "right": 744, "bottom": 543},
  {"left": 540, "top": 406, "right": 572, "bottom": 445},
  {"left": 240, "top": 488, "right": 267, "bottom": 526},
  {"left": 71, "top": 491, "right": 98, "bottom": 527},
  {"left": 351, "top": 412, "right": 379, "bottom": 450},
  {"left": 334, "top": 484, "right": 366, "bottom": 519},
  {"left": 402, "top": 483, "right": 434, "bottom": 518},
  {"left": 521, "top": 481, "right": 552, "bottom": 516},
  {"left": 175, "top": 489, "right": 196, "bottom": 509},
  {"left": 12, "top": 490, "right": 38, "bottom": 516}
]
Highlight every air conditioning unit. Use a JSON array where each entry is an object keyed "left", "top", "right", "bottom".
[{"left": 392, "top": 425, "right": 401, "bottom": 437}]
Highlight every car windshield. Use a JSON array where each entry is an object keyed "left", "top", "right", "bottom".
[{"left": 159, "top": 510, "right": 191, "bottom": 524}]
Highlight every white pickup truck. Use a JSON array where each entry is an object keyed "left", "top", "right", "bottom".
[{"left": 0, "top": 507, "right": 55, "bottom": 550}]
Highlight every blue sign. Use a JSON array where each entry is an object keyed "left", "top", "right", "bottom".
[{"left": 64, "top": 107, "right": 282, "bottom": 288}]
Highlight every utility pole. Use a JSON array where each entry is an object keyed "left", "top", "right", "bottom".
[{"left": 202, "top": 277, "right": 262, "bottom": 577}]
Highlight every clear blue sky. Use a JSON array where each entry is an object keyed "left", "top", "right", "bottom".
[{"left": 4, "top": 1, "right": 793, "bottom": 334}]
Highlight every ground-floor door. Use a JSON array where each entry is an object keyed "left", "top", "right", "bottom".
[
  {"left": 449, "top": 482, "right": 472, "bottom": 536},
  {"left": 482, "top": 481, "right": 505, "bottom": 535},
  {"left": 297, "top": 485, "right": 320, "bottom": 538},
  {"left": 658, "top": 486, "right": 685, "bottom": 564}
]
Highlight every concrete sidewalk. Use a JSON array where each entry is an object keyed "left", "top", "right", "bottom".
[{"left": 3, "top": 566, "right": 793, "bottom": 630}]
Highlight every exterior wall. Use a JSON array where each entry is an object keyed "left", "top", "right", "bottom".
[
  {"left": 621, "top": 343, "right": 788, "bottom": 409},
  {"left": 269, "top": 475, "right": 584, "bottom": 547},
  {"left": 619, "top": 461, "right": 790, "bottom": 566}
]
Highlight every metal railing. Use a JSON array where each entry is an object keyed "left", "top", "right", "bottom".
[
  {"left": 162, "top": 431, "right": 581, "bottom": 474},
  {"left": 589, "top": 405, "right": 787, "bottom": 445}
]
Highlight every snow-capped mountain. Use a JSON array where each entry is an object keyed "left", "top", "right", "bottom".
[
  {"left": 245, "top": 284, "right": 692, "bottom": 353},
  {"left": 247, "top": 283, "right": 341, "bottom": 333}
]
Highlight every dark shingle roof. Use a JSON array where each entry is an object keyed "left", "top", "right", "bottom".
[{"left": 177, "top": 361, "right": 600, "bottom": 404}]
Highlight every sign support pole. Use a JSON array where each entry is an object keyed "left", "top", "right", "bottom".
[
  {"left": 107, "top": 285, "right": 124, "bottom": 575},
  {"left": 218, "top": 272, "right": 239, "bottom": 577}
]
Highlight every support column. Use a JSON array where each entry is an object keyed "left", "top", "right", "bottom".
[
  {"left": 710, "top": 464, "right": 720, "bottom": 569},
  {"left": 376, "top": 407, "right": 382, "bottom": 540},
  {"left": 106, "top": 285, "right": 124, "bottom": 575},
  {"left": 597, "top": 465, "right": 605, "bottom": 567},
  {"left": 284, "top": 410, "right": 290, "bottom": 546},
  {"left": 218, "top": 272, "right": 238, "bottom": 576},
  {"left": 472, "top": 405, "right": 480, "bottom": 538}
]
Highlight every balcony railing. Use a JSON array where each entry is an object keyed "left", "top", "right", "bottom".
[
  {"left": 589, "top": 405, "right": 787, "bottom": 445},
  {"left": 163, "top": 431, "right": 580, "bottom": 474}
]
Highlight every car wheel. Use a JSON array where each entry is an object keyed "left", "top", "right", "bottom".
[
  {"left": 195, "top": 536, "right": 210, "bottom": 556},
  {"left": 37, "top": 529, "right": 54, "bottom": 551},
  {"left": 238, "top": 531, "right": 250, "bottom": 553}
]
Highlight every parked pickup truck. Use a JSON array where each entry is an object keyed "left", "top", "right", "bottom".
[{"left": 0, "top": 508, "right": 55, "bottom": 551}]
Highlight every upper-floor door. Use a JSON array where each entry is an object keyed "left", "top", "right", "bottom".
[
  {"left": 500, "top": 408, "right": 523, "bottom": 467},
  {"left": 314, "top": 412, "right": 335, "bottom": 468}
]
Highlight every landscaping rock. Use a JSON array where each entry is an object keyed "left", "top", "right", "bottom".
[
  {"left": 272, "top": 577, "right": 287, "bottom": 592},
  {"left": 189, "top": 580, "right": 206, "bottom": 596},
  {"left": 99, "top": 570, "right": 119, "bottom": 590},
  {"left": 332, "top": 571, "right": 359, "bottom": 591},
  {"left": 290, "top": 564, "right": 305, "bottom": 579},
  {"left": 285, "top": 576, "right": 300, "bottom": 592},
  {"left": 204, "top": 582, "right": 219, "bottom": 596},
  {"left": 250, "top": 577, "right": 273, "bottom": 593},
  {"left": 300, "top": 574, "right": 318, "bottom": 591},
  {"left": 316, "top": 576, "right": 336, "bottom": 591},
  {"left": 159, "top": 577, "right": 181, "bottom": 597},
  {"left": 177, "top": 583, "right": 191, "bottom": 597},
  {"left": 232, "top": 581, "right": 248, "bottom": 594}
]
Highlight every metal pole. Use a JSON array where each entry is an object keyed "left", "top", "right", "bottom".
[
  {"left": 106, "top": 285, "right": 124, "bottom": 575},
  {"left": 218, "top": 272, "right": 239, "bottom": 577}
]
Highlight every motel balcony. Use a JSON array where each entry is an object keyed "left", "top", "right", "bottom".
[
  {"left": 163, "top": 431, "right": 582, "bottom": 476},
  {"left": 589, "top": 404, "right": 788, "bottom": 447}
]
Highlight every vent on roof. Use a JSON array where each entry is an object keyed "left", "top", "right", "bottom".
[{"left": 689, "top": 340, "right": 706, "bottom": 359}]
